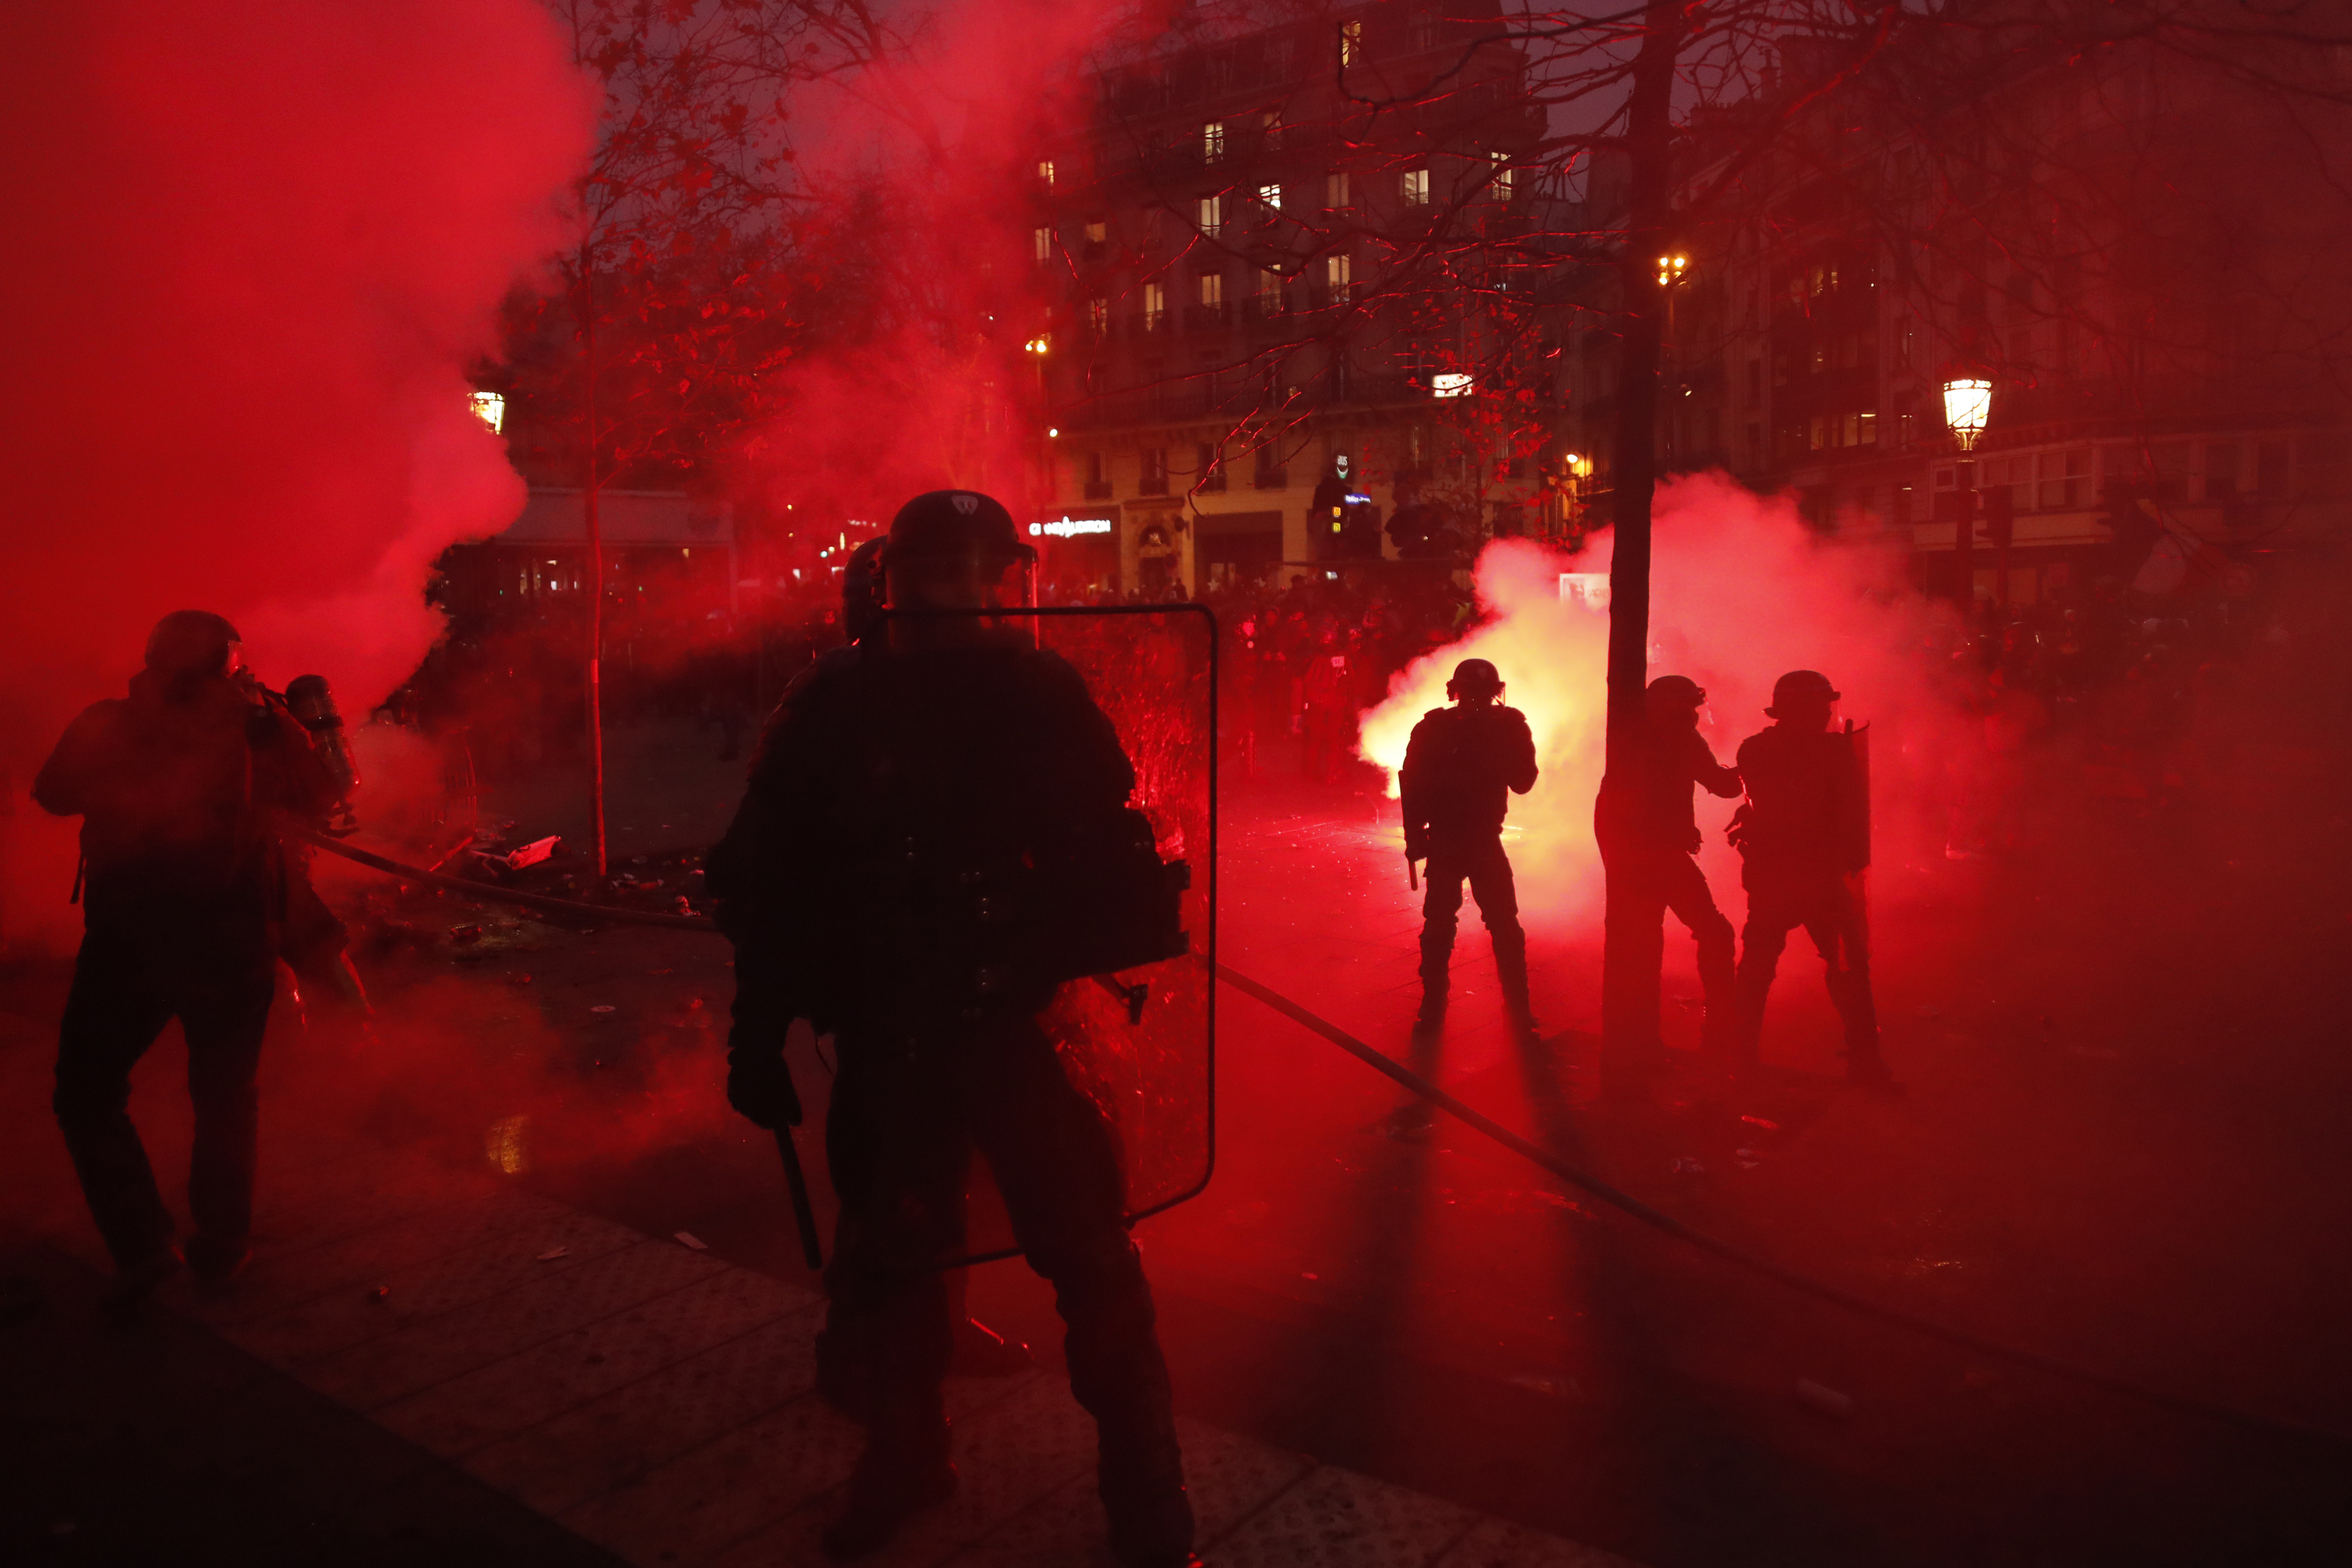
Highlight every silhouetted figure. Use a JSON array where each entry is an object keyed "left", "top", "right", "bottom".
[
  {"left": 1730, "top": 670, "right": 1893, "bottom": 1089},
  {"left": 1400, "top": 659, "right": 1540, "bottom": 1040},
  {"left": 33, "top": 611, "right": 340, "bottom": 1305},
  {"left": 708, "top": 492, "right": 1194, "bottom": 1566},
  {"left": 1594, "top": 675, "right": 1743, "bottom": 1081}
]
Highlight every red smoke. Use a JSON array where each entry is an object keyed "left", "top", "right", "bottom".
[
  {"left": 0, "top": 0, "right": 593, "bottom": 941},
  {"left": 1360, "top": 474, "right": 1971, "bottom": 928}
]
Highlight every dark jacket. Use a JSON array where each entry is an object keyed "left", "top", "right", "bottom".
[
  {"left": 1399, "top": 702, "right": 1538, "bottom": 843},
  {"left": 1733, "top": 724, "right": 1868, "bottom": 883},
  {"left": 707, "top": 641, "right": 1137, "bottom": 1032},
  {"left": 35, "top": 670, "right": 338, "bottom": 935},
  {"left": 1596, "top": 720, "right": 1742, "bottom": 855}
]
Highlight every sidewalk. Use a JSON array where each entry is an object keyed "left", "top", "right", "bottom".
[{"left": 18, "top": 1121, "right": 1637, "bottom": 1568}]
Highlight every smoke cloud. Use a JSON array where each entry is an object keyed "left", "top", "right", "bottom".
[
  {"left": 0, "top": 0, "right": 594, "bottom": 941},
  {"left": 1360, "top": 474, "right": 1968, "bottom": 928}
]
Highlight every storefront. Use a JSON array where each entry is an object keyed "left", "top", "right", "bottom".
[{"left": 1029, "top": 508, "right": 1121, "bottom": 598}]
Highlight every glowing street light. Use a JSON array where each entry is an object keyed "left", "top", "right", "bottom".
[
  {"left": 1024, "top": 336, "right": 1050, "bottom": 355},
  {"left": 1654, "top": 253, "right": 1689, "bottom": 287},
  {"left": 1942, "top": 377, "right": 1992, "bottom": 451},
  {"left": 468, "top": 389, "right": 505, "bottom": 434}
]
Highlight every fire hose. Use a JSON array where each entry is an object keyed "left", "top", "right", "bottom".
[{"left": 299, "top": 827, "right": 2341, "bottom": 1447}]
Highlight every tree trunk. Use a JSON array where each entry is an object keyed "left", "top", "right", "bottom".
[
  {"left": 1598, "top": 0, "right": 1684, "bottom": 1095},
  {"left": 581, "top": 249, "right": 609, "bottom": 880}
]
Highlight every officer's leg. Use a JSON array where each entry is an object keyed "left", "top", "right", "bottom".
[
  {"left": 179, "top": 952, "right": 276, "bottom": 1280},
  {"left": 818, "top": 1039, "right": 959, "bottom": 1433},
  {"left": 818, "top": 1044, "right": 964, "bottom": 1557},
  {"left": 1733, "top": 892, "right": 1798, "bottom": 1078},
  {"left": 1662, "top": 855, "right": 1739, "bottom": 1061},
  {"left": 1466, "top": 839, "right": 1536, "bottom": 1034},
  {"left": 971, "top": 1020, "right": 1191, "bottom": 1566},
  {"left": 1417, "top": 852, "right": 1467, "bottom": 1027},
  {"left": 1804, "top": 886, "right": 1887, "bottom": 1082},
  {"left": 52, "top": 931, "right": 178, "bottom": 1273}
]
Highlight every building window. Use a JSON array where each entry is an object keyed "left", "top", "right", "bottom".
[
  {"left": 1257, "top": 267, "right": 1285, "bottom": 314},
  {"left": 1084, "top": 450, "right": 1110, "bottom": 500},
  {"left": 1401, "top": 168, "right": 1430, "bottom": 206},
  {"left": 1409, "top": 10, "right": 1437, "bottom": 50},
  {"left": 1197, "top": 442, "right": 1227, "bottom": 492},
  {"left": 1259, "top": 182, "right": 1282, "bottom": 211},
  {"left": 1142, "top": 281, "right": 1167, "bottom": 331},
  {"left": 2205, "top": 441, "right": 2240, "bottom": 500},
  {"left": 1139, "top": 447, "right": 1169, "bottom": 496},
  {"left": 1203, "top": 121, "right": 1225, "bottom": 163},
  {"left": 1326, "top": 170, "right": 1351, "bottom": 209},
  {"left": 1198, "top": 194, "right": 1225, "bottom": 237},
  {"left": 1198, "top": 270, "right": 1223, "bottom": 306},
  {"left": 1325, "top": 252, "right": 1352, "bottom": 300},
  {"left": 1037, "top": 159, "right": 1055, "bottom": 186},
  {"left": 1084, "top": 216, "right": 1107, "bottom": 251},
  {"left": 1490, "top": 151, "right": 1513, "bottom": 202},
  {"left": 1033, "top": 226, "right": 1052, "bottom": 263},
  {"left": 1087, "top": 297, "right": 1109, "bottom": 335},
  {"left": 1339, "top": 18, "right": 1361, "bottom": 66},
  {"left": 1262, "top": 110, "right": 1283, "bottom": 148}
]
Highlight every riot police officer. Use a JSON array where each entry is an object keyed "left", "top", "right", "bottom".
[
  {"left": 33, "top": 611, "right": 340, "bottom": 1303},
  {"left": 1400, "top": 658, "right": 1540, "bottom": 1039},
  {"left": 707, "top": 492, "right": 1194, "bottom": 1565},
  {"left": 1730, "top": 670, "right": 1894, "bottom": 1088},
  {"left": 1594, "top": 675, "right": 1743, "bottom": 1083}
]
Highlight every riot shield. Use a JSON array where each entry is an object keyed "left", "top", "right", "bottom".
[{"left": 921, "top": 602, "right": 1217, "bottom": 1266}]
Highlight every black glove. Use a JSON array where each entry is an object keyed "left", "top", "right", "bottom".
[
  {"left": 726, "top": 1046, "right": 802, "bottom": 1130},
  {"left": 1404, "top": 824, "right": 1430, "bottom": 863}
]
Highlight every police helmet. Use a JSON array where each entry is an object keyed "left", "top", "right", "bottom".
[
  {"left": 1646, "top": 674, "right": 1706, "bottom": 707},
  {"left": 1766, "top": 668, "right": 1841, "bottom": 716},
  {"left": 1446, "top": 658, "right": 1503, "bottom": 701},
  {"left": 885, "top": 490, "right": 1030, "bottom": 566},
  {"left": 144, "top": 610, "right": 242, "bottom": 678}
]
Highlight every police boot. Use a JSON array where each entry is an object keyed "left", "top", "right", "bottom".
[
  {"left": 814, "top": 1323, "right": 876, "bottom": 1424},
  {"left": 1494, "top": 931, "right": 1540, "bottom": 1044},
  {"left": 821, "top": 1409, "right": 957, "bottom": 1560},
  {"left": 1100, "top": 1424, "right": 1196, "bottom": 1568},
  {"left": 1414, "top": 931, "right": 1451, "bottom": 1035}
]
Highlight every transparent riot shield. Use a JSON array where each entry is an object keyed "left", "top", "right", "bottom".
[{"left": 932, "top": 602, "right": 1217, "bottom": 1266}]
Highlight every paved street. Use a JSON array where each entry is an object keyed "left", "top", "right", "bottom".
[{"left": 5, "top": 721, "right": 2350, "bottom": 1565}]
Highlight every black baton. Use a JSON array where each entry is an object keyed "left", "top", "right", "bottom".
[{"left": 773, "top": 1127, "right": 824, "bottom": 1270}]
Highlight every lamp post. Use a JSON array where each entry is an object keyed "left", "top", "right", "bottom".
[
  {"left": 1942, "top": 377, "right": 1991, "bottom": 620},
  {"left": 1656, "top": 253, "right": 1690, "bottom": 464}
]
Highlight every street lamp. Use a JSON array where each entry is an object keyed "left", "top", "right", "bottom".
[
  {"left": 1941, "top": 378, "right": 1991, "bottom": 452},
  {"left": 1942, "top": 376, "right": 1993, "bottom": 617}
]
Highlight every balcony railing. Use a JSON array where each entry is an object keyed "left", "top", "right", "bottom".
[
  {"left": 1083, "top": 480, "right": 1112, "bottom": 500},
  {"left": 1184, "top": 300, "right": 1231, "bottom": 332}
]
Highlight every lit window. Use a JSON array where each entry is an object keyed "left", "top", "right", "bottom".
[
  {"left": 468, "top": 390, "right": 505, "bottom": 434},
  {"left": 1326, "top": 170, "right": 1351, "bottom": 208},
  {"left": 1432, "top": 373, "right": 1473, "bottom": 399},
  {"left": 1203, "top": 121, "right": 1225, "bottom": 162},
  {"left": 1401, "top": 168, "right": 1430, "bottom": 206},
  {"left": 1326, "top": 252, "right": 1352, "bottom": 298},
  {"left": 1037, "top": 159, "right": 1055, "bottom": 185},
  {"left": 1198, "top": 194, "right": 1224, "bottom": 236},
  {"left": 1198, "top": 271, "right": 1223, "bottom": 306},
  {"left": 1142, "top": 281, "right": 1167, "bottom": 327},
  {"left": 1857, "top": 409, "right": 1877, "bottom": 444},
  {"left": 1258, "top": 268, "right": 1284, "bottom": 310},
  {"left": 1340, "top": 18, "right": 1361, "bottom": 65},
  {"left": 1259, "top": 182, "right": 1282, "bottom": 211},
  {"left": 1262, "top": 110, "right": 1283, "bottom": 148},
  {"left": 1084, "top": 217, "right": 1107, "bottom": 246},
  {"left": 1033, "top": 226, "right": 1052, "bottom": 263},
  {"left": 1490, "top": 151, "right": 1513, "bottom": 202},
  {"left": 1087, "top": 297, "right": 1109, "bottom": 334}
]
